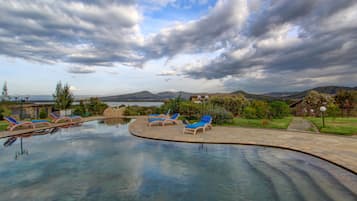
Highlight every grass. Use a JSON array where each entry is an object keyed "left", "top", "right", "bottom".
[
  {"left": 306, "top": 117, "right": 357, "bottom": 135},
  {"left": 223, "top": 117, "right": 293, "bottom": 129},
  {"left": 0, "top": 120, "right": 8, "bottom": 131}
]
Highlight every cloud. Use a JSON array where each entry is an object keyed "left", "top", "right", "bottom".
[
  {"left": 0, "top": 0, "right": 143, "bottom": 67},
  {"left": 157, "top": 70, "right": 177, "bottom": 76},
  {"left": 69, "top": 85, "right": 80, "bottom": 91},
  {"left": 223, "top": 65, "right": 357, "bottom": 93},
  {"left": 181, "top": 0, "right": 357, "bottom": 91},
  {"left": 142, "top": 0, "right": 249, "bottom": 60},
  {"left": 0, "top": 0, "right": 356, "bottom": 92},
  {"left": 67, "top": 66, "right": 96, "bottom": 74}
]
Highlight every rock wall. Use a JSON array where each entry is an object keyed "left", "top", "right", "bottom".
[{"left": 103, "top": 107, "right": 126, "bottom": 117}]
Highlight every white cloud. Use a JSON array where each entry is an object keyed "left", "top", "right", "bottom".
[
  {"left": 157, "top": 70, "right": 177, "bottom": 76},
  {"left": 67, "top": 66, "right": 96, "bottom": 74}
]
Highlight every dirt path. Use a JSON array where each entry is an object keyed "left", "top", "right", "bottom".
[{"left": 288, "top": 117, "right": 319, "bottom": 133}]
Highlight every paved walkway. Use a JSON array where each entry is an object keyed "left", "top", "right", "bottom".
[
  {"left": 0, "top": 116, "right": 105, "bottom": 139},
  {"left": 288, "top": 117, "right": 319, "bottom": 133},
  {"left": 129, "top": 117, "right": 357, "bottom": 174}
]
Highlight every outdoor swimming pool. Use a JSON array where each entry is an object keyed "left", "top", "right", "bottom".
[{"left": 0, "top": 119, "right": 356, "bottom": 201}]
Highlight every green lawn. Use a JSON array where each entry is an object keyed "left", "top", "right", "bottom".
[
  {"left": 0, "top": 121, "right": 8, "bottom": 131},
  {"left": 223, "top": 117, "right": 293, "bottom": 129},
  {"left": 307, "top": 117, "right": 357, "bottom": 135}
]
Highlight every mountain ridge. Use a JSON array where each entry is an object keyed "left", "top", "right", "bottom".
[{"left": 100, "top": 86, "right": 357, "bottom": 101}]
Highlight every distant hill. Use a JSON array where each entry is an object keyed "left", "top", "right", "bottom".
[
  {"left": 231, "top": 90, "right": 276, "bottom": 100},
  {"left": 100, "top": 85, "right": 357, "bottom": 102},
  {"left": 283, "top": 86, "right": 357, "bottom": 99},
  {"left": 263, "top": 92, "right": 298, "bottom": 98},
  {"left": 100, "top": 91, "right": 194, "bottom": 101},
  {"left": 100, "top": 91, "right": 161, "bottom": 101},
  {"left": 157, "top": 91, "right": 193, "bottom": 100}
]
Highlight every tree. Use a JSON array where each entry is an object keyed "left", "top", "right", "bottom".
[
  {"left": 335, "top": 90, "right": 355, "bottom": 117},
  {"left": 303, "top": 90, "right": 333, "bottom": 116},
  {"left": 166, "top": 95, "right": 182, "bottom": 113},
  {"left": 252, "top": 100, "right": 270, "bottom": 119},
  {"left": 243, "top": 106, "right": 257, "bottom": 119},
  {"left": 53, "top": 81, "right": 74, "bottom": 110},
  {"left": 209, "top": 94, "right": 248, "bottom": 116},
  {"left": 87, "top": 97, "right": 108, "bottom": 115},
  {"left": 326, "top": 102, "right": 340, "bottom": 119},
  {"left": 269, "top": 101, "right": 290, "bottom": 119},
  {"left": 2, "top": 81, "right": 8, "bottom": 101}
]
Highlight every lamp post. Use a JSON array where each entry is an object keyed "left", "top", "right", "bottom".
[{"left": 320, "top": 106, "right": 327, "bottom": 128}]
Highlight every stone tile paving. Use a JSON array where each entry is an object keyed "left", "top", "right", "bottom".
[
  {"left": 129, "top": 117, "right": 357, "bottom": 174},
  {"left": 0, "top": 116, "right": 105, "bottom": 139}
]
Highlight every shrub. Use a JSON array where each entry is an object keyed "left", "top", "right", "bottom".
[
  {"left": 39, "top": 108, "right": 48, "bottom": 119},
  {"left": 87, "top": 97, "right": 108, "bottom": 115},
  {"left": 0, "top": 105, "right": 11, "bottom": 120},
  {"left": 243, "top": 106, "right": 257, "bottom": 119},
  {"left": 303, "top": 90, "right": 333, "bottom": 116},
  {"left": 326, "top": 102, "right": 340, "bottom": 119},
  {"left": 73, "top": 100, "right": 88, "bottom": 116},
  {"left": 204, "top": 105, "right": 233, "bottom": 124},
  {"left": 179, "top": 101, "right": 201, "bottom": 119},
  {"left": 73, "top": 98, "right": 108, "bottom": 116},
  {"left": 269, "top": 101, "right": 290, "bottom": 119},
  {"left": 209, "top": 94, "right": 248, "bottom": 116},
  {"left": 124, "top": 106, "right": 158, "bottom": 116},
  {"left": 252, "top": 100, "right": 270, "bottom": 119},
  {"left": 261, "top": 119, "right": 269, "bottom": 126}
]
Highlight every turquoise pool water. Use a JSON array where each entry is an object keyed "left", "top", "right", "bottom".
[{"left": 0, "top": 119, "right": 356, "bottom": 201}]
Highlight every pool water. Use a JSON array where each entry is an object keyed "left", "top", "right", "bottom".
[{"left": 0, "top": 119, "right": 356, "bottom": 201}]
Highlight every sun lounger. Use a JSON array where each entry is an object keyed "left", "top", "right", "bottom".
[
  {"left": 183, "top": 115, "right": 212, "bottom": 135},
  {"left": 4, "top": 116, "right": 51, "bottom": 131},
  {"left": 148, "top": 109, "right": 171, "bottom": 119},
  {"left": 49, "top": 112, "right": 83, "bottom": 124},
  {"left": 148, "top": 113, "right": 180, "bottom": 127}
]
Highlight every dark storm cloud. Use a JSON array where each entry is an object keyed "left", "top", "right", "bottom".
[
  {"left": 0, "top": 0, "right": 143, "bottom": 70},
  {"left": 0, "top": 0, "right": 356, "bottom": 90},
  {"left": 246, "top": 0, "right": 354, "bottom": 37},
  {"left": 142, "top": 0, "right": 248, "bottom": 59},
  {"left": 182, "top": 0, "right": 357, "bottom": 90}
]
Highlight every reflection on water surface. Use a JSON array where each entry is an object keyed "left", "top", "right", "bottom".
[{"left": 0, "top": 119, "right": 356, "bottom": 201}]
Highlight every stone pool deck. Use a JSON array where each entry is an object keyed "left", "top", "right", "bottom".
[
  {"left": 129, "top": 117, "right": 357, "bottom": 174},
  {"left": 0, "top": 116, "right": 105, "bottom": 139}
]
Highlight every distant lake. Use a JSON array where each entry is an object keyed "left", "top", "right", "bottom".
[
  {"left": 34, "top": 101, "right": 164, "bottom": 107},
  {"left": 105, "top": 102, "right": 163, "bottom": 107}
]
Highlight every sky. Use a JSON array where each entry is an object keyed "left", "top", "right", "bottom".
[{"left": 0, "top": 0, "right": 356, "bottom": 96}]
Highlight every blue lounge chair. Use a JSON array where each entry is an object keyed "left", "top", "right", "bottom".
[
  {"left": 4, "top": 116, "right": 51, "bottom": 131},
  {"left": 183, "top": 115, "right": 212, "bottom": 135},
  {"left": 148, "top": 109, "right": 171, "bottom": 119},
  {"left": 49, "top": 112, "right": 83, "bottom": 124},
  {"left": 148, "top": 113, "right": 180, "bottom": 127}
]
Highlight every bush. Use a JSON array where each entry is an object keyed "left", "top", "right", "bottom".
[
  {"left": 39, "top": 108, "right": 48, "bottom": 119},
  {"left": 0, "top": 105, "right": 11, "bottom": 120},
  {"left": 204, "top": 105, "right": 233, "bottom": 124},
  {"left": 243, "top": 106, "right": 257, "bottom": 119},
  {"left": 209, "top": 94, "right": 248, "bottom": 116},
  {"left": 269, "top": 101, "right": 290, "bottom": 119},
  {"left": 179, "top": 101, "right": 201, "bottom": 119},
  {"left": 87, "top": 97, "right": 108, "bottom": 115},
  {"left": 326, "top": 103, "right": 340, "bottom": 119},
  {"left": 73, "top": 98, "right": 108, "bottom": 116},
  {"left": 252, "top": 100, "right": 270, "bottom": 119},
  {"left": 261, "top": 119, "right": 269, "bottom": 126},
  {"left": 124, "top": 106, "right": 158, "bottom": 116}
]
